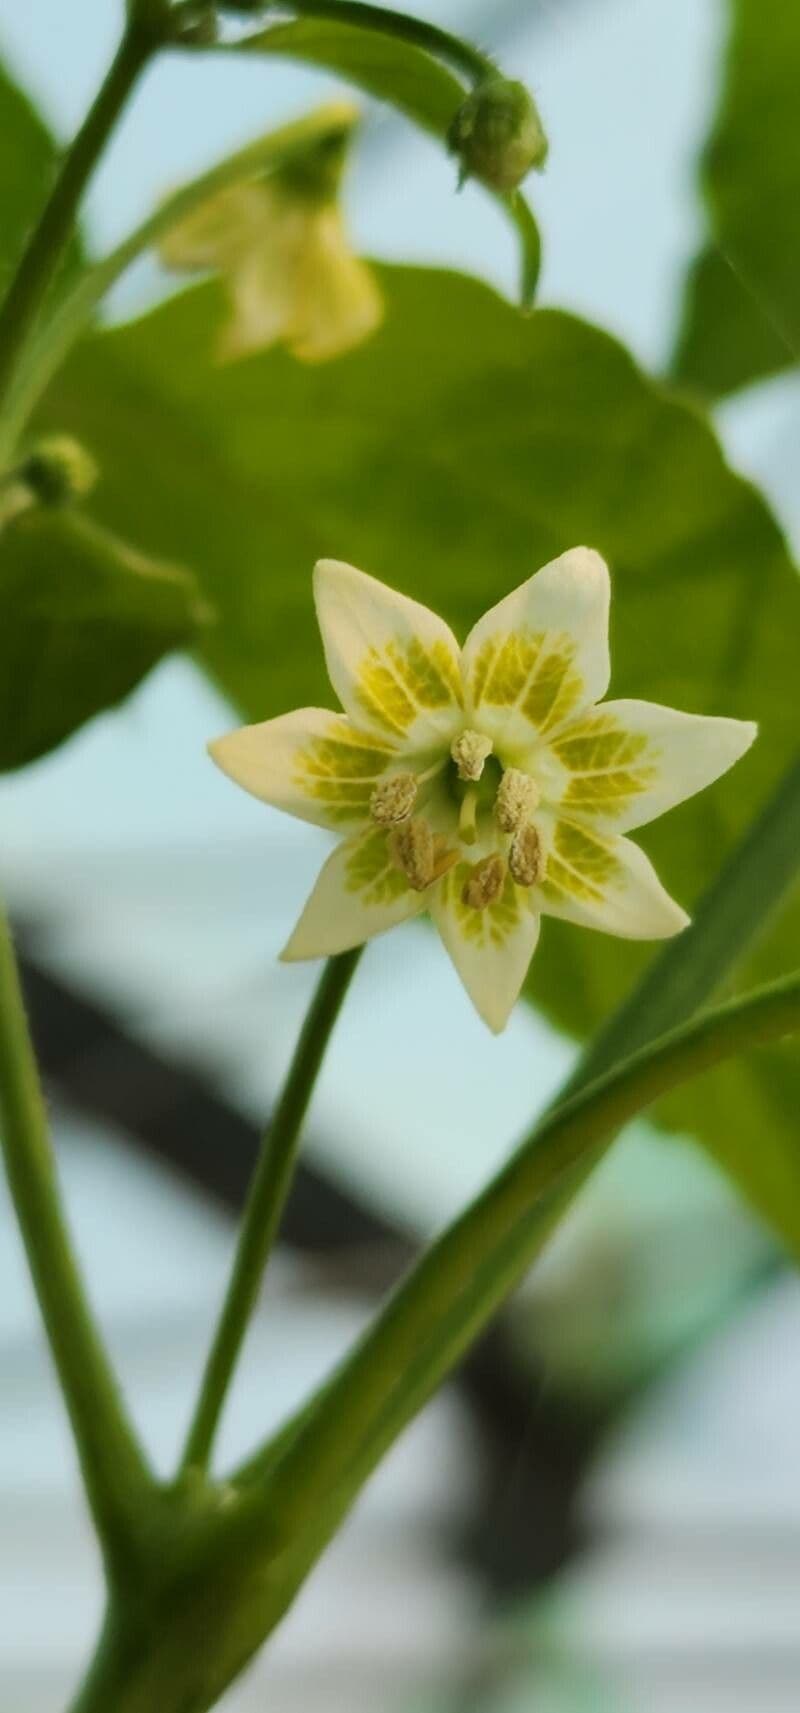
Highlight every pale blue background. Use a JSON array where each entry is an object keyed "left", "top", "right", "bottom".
[{"left": 2, "top": 5, "right": 800, "bottom": 1710}]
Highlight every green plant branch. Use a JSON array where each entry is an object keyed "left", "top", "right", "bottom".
[
  {"left": 0, "top": 102, "right": 363, "bottom": 461},
  {"left": 224, "top": 0, "right": 494, "bottom": 85},
  {"left": 0, "top": 906, "right": 153, "bottom": 1571},
  {"left": 233, "top": 754, "right": 800, "bottom": 1499},
  {"left": 0, "top": 18, "right": 152, "bottom": 420},
  {"left": 180, "top": 947, "right": 362, "bottom": 1472},
  {"left": 237, "top": 966, "right": 800, "bottom": 1545}
]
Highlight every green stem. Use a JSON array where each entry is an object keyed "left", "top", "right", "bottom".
[
  {"left": 0, "top": 102, "right": 360, "bottom": 460},
  {"left": 234, "top": 755, "right": 800, "bottom": 1502},
  {"left": 0, "top": 907, "right": 152, "bottom": 1571},
  {"left": 241, "top": 968, "right": 800, "bottom": 1534},
  {"left": 231, "top": 0, "right": 493, "bottom": 85},
  {"left": 181, "top": 948, "right": 362, "bottom": 1471},
  {"left": 0, "top": 21, "right": 151, "bottom": 419}
]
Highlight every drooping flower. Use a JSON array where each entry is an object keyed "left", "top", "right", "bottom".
[
  {"left": 159, "top": 107, "right": 383, "bottom": 364},
  {"left": 210, "top": 551, "right": 756, "bottom": 1032}
]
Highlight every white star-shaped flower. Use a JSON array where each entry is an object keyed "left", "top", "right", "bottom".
[{"left": 210, "top": 551, "right": 757, "bottom": 1031}]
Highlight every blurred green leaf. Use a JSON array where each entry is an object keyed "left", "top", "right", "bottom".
[
  {"left": 672, "top": 0, "right": 799, "bottom": 396},
  {"left": 0, "top": 56, "right": 83, "bottom": 301},
  {"left": 34, "top": 264, "right": 800, "bottom": 1233},
  {"left": 231, "top": 19, "right": 540, "bottom": 303},
  {"left": 239, "top": 17, "right": 461, "bottom": 130},
  {"left": 0, "top": 506, "right": 206, "bottom": 769},
  {"left": 672, "top": 247, "right": 790, "bottom": 399}
]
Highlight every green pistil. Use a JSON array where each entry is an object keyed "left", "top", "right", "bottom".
[{"left": 459, "top": 787, "right": 479, "bottom": 845}]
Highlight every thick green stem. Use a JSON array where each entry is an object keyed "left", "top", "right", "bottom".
[
  {"left": 231, "top": 0, "right": 494, "bottom": 85},
  {"left": 234, "top": 757, "right": 800, "bottom": 1505},
  {"left": 242, "top": 969, "right": 800, "bottom": 1535},
  {"left": 0, "top": 908, "right": 152, "bottom": 1570},
  {"left": 181, "top": 949, "right": 362, "bottom": 1471},
  {"left": 0, "top": 22, "right": 151, "bottom": 420}
]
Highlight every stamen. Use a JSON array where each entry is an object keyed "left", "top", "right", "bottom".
[
  {"left": 451, "top": 729, "right": 493, "bottom": 782},
  {"left": 508, "top": 822, "right": 544, "bottom": 887},
  {"left": 431, "top": 834, "right": 459, "bottom": 883},
  {"left": 495, "top": 767, "right": 540, "bottom": 832},
  {"left": 370, "top": 772, "right": 418, "bottom": 826},
  {"left": 458, "top": 786, "right": 479, "bottom": 846},
  {"left": 461, "top": 852, "right": 506, "bottom": 910},
  {"left": 388, "top": 816, "right": 435, "bottom": 890}
]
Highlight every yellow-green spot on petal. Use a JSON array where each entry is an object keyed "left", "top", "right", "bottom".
[
  {"left": 345, "top": 827, "right": 411, "bottom": 906},
  {"left": 295, "top": 726, "right": 394, "bottom": 824},
  {"left": 540, "top": 819, "right": 622, "bottom": 904},
  {"left": 554, "top": 711, "right": 659, "bottom": 816},
  {"left": 443, "top": 861, "right": 523, "bottom": 947},
  {"left": 470, "top": 628, "right": 583, "bottom": 735},
  {"left": 357, "top": 636, "right": 462, "bottom": 736}
]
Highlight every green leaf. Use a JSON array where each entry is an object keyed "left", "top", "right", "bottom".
[
  {"left": 231, "top": 19, "right": 540, "bottom": 304},
  {"left": 672, "top": 247, "right": 791, "bottom": 399},
  {"left": 240, "top": 17, "right": 462, "bottom": 130},
  {"left": 0, "top": 56, "right": 83, "bottom": 300},
  {"left": 33, "top": 264, "right": 800, "bottom": 1237},
  {"left": 671, "top": 0, "right": 799, "bottom": 396},
  {"left": 0, "top": 505, "right": 207, "bottom": 769}
]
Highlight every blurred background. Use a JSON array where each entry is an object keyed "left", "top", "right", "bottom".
[{"left": 1, "top": 1, "right": 800, "bottom": 1708}]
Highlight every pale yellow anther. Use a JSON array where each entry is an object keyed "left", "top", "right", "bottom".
[
  {"left": 451, "top": 729, "right": 493, "bottom": 782},
  {"left": 388, "top": 816, "right": 435, "bottom": 891},
  {"left": 461, "top": 852, "right": 506, "bottom": 910},
  {"left": 495, "top": 767, "right": 540, "bottom": 833},
  {"left": 508, "top": 822, "right": 544, "bottom": 887},
  {"left": 370, "top": 772, "right": 418, "bottom": 826}
]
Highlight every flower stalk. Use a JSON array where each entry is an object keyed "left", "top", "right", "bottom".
[{"left": 180, "top": 947, "right": 362, "bottom": 1471}]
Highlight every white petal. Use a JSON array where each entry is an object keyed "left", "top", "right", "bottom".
[
  {"left": 313, "top": 559, "right": 463, "bottom": 749},
  {"left": 289, "top": 207, "right": 384, "bottom": 363},
  {"left": 209, "top": 709, "right": 396, "bottom": 831},
  {"left": 218, "top": 249, "right": 294, "bottom": 361},
  {"left": 281, "top": 825, "right": 428, "bottom": 959},
  {"left": 461, "top": 547, "right": 611, "bottom": 755},
  {"left": 159, "top": 184, "right": 266, "bottom": 272},
  {"left": 541, "top": 698, "right": 757, "bottom": 833},
  {"left": 537, "top": 811, "right": 689, "bottom": 940},
  {"left": 430, "top": 865, "right": 541, "bottom": 1033}
]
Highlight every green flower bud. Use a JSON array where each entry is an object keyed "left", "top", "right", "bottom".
[
  {"left": 21, "top": 436, "right": 99, "bottom": 506},
  {"left": 448, "top": 77, "right": 548, "bottom": 192}
]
